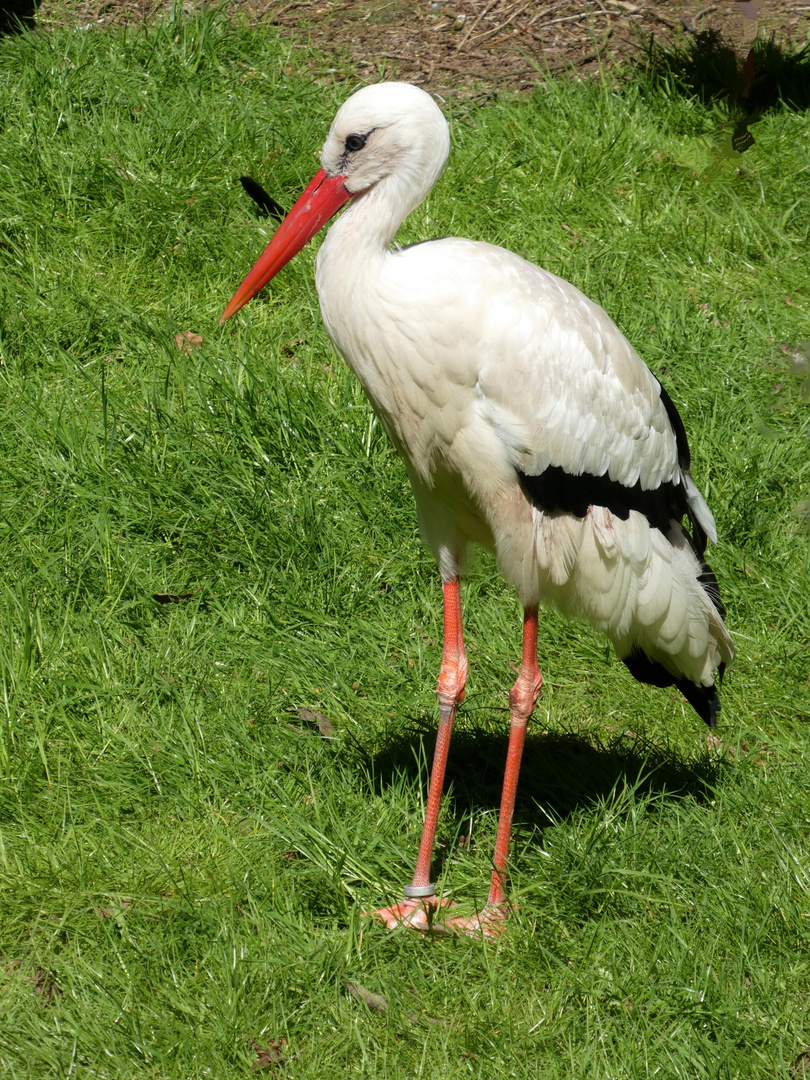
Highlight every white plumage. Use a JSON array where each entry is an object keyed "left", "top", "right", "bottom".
[{"left": 223, "top": 82, "right": 733, "bottom": 933}]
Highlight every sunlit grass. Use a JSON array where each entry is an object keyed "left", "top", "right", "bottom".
[{"left": 0, "top": 9, "right": 809, "bottom": 1078}]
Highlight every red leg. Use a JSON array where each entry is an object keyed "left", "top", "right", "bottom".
[
  {"left": 487, "top": 605, "right": 542, "bottom": 905},
  {"left": 369, "top": 577, "right": 467, "bottom": 930},
  {"left": 447, "top": 606, "right": 542, "bottom": 935}
]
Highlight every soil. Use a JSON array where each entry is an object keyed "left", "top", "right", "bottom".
[{"left": 15, "top": 1, "right": 810, "bottom": 96}]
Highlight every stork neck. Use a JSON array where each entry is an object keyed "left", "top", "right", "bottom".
[{"left": 324, "top": 170, "right": 423, "bottom": 266}]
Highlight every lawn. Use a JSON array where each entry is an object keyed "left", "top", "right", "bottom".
[{"left": 0, "top": 8, "right": 809, "bottom": 1078}]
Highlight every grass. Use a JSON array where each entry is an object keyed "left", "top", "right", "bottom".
[{"left": 0, "top": 7, "right": 809, "bottom": 1077}]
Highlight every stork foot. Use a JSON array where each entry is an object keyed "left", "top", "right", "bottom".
[
  {"left": 442, "top": 901, "right": 511, "bottom": 938},
  {"left": 367, "top": 895, "right": 458, "bottom": 933},
  {"left": 367, "top": 897, "right": 511, "bottom": 937}
]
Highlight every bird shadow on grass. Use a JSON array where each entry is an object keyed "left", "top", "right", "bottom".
[
  {"left": 631, "top": 18, "right": 810, "bottom": 180},
  {"left": 640, "top": 26, "right": 810, "bottom": 114},
  {"left": 360, "top": 714, "right": 726, "bottom": 847}
]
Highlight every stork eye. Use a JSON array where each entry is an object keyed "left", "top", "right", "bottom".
[{"left": 344, "top": 132, "right": 369, "bottom": 153}]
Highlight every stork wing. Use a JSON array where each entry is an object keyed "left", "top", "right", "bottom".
[{"left": 468, "top": 245, "right": 682, "bottom": 492}]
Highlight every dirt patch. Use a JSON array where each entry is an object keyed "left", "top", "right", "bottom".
[{"left": 22, "top": 1, "right": 809, "bottom": 95}]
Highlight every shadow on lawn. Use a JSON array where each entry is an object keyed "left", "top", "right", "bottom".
[
  {"left": 365, "top": 715, "right": 725, "bottom": 836},
  {"left": 639, "top": 25, "right": 810, "bottom": 159},
  {"left": 0, "top": 0, "right": 37, "bottom": 34}
]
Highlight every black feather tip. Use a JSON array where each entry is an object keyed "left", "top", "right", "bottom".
[
  {"left": 622, "top": 648, "right": 721, "bottom": 728},
  {"left": 239, "top": 176, "right": 285, "bottom": 221}
]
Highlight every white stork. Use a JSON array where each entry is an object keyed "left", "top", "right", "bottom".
[{"left": 221, "top": 82, "right": 733, "bottom": 934}]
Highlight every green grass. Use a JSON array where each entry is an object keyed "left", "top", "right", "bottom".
[{"left": 1, "top": 8, "right": 809, "bottom": 1077}]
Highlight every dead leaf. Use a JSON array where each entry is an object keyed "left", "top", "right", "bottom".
[
  {"left": 249, "top": 1038, "right": 287, "bottom": 1071},
  {"left": 792, "top": 1047, "right": 810, "bottom": 1080},
  {"left": 174, "top": 331, "right": 203, "bottom": 353},
  {"left": 282, "top": 337, "right": 304, "bottom": 357},
  {"left": 706, "top": 732, "right": 733, "bottom": 756},
  {"left": 346, "top": 981, "right": 389, "bottom": 1011},
  {"left": 5, "top": 961, "right": 60, "bottom": 1003},
  {"left": 94, "top": 898, "right": 131, "bottom": 919},
  {"left": 294, "top": 707, "right": 335, "bottom": 738},
  {"left": 32, "top": 968, "right": 60, "bottom": 1003}
]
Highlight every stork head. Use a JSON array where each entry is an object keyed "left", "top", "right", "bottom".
[
  {"left": 320, "top": 81, "right": 450, "bottom": 204},
  {"left": 221, "top": 82, "right": 450, "bottom": 323}
]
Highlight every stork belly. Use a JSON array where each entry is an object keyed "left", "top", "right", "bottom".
[{"left": 408, "top": 464, "right": 495, "bottom": 580}]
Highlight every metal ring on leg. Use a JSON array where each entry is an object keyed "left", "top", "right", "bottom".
[{"left": 403, "top": 883, "right": 437, "bottom": 899}]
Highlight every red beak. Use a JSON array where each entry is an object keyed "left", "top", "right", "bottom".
[{"left": 221, "top": 169, "right": 353, "bottom": 324}]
